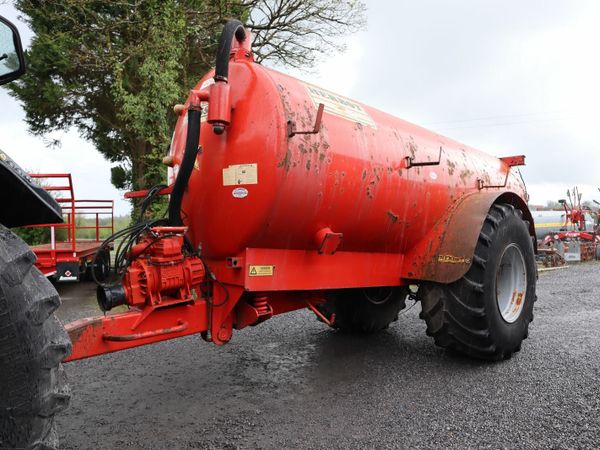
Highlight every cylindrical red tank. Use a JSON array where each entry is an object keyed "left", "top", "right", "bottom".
[{"left": 169, "top": 52, "right": 526, "bottom": 260}]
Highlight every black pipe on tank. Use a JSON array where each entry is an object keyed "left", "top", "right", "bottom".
[
  {"left": 214, "top": 19, "right": 246, "bottom": 82},
  {"left": 167, "top": 20, "right": 246, "bottom": 227},
  {"left": 168, "top": 108, "right": 201, "bottom": 226},
  {"left": 168, "top": 20, "right": 246, "bottom": 227}
]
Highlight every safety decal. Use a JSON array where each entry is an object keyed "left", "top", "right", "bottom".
[
  {"left": 232, "top": 187, "right": 248, "bottom": 198},
  {"left": 223, "top": 163, "right": 258, "bottom": 186},
  {"left": 248, "top": 265, "right": 275, "bottom": 277},
  {"left": 302, "top": 82, "right": 377, "bottom": 129}
]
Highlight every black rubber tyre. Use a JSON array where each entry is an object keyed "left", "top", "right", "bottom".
[
  {"left": 419, "top": 203, "right": 537, "bottom": 361},
  {"left": 0, "top": 225, "right": 71, "bottom": 449},
  {"left": 318, "top": 286, "right": 407, "bottom": 333}
]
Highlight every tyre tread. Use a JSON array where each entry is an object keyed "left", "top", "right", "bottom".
[
  {"left": 419, "top": 203, "right": 535, "bottom": 361},
  {"left": 0, "top": 225, "right": 71, "bottom": 449}
]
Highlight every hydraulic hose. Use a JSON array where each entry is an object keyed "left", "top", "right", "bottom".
[
  {"left": 214, "top": 19, "right": 246, "bottom": 82},
  {"left": 168, "top": 108, "right": 201, "bottom": 226}
]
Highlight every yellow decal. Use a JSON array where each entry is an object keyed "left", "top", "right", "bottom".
[
  {"left": 303, "top": 82, "right": 377, "bottom": 129},
  {"left": 223, "top": 163, "right": 258, "bottom": 186},
  {"left": 249, "top": 265, "right": 275, "bottom": 277},
  {"left": 438, "top": 255, "right": 470, "bottom": 264},
  {"left": 534, "top": 222, "right": 564, "bottom": 228}
]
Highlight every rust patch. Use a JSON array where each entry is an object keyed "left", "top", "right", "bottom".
[
  {"left": 459, "top": 169, "right": 473, "bottom": 184},
  {"left": 387, "top": 210, "right": 399, "bottom": 223},
  {"left": 447, "top": 160, "right": 456, "bottom": 175},
  {"left": 362, "top": 169, "right": 367, "bottom": 180},
  {"left": 481, "top": 171, "right": 491, "bottom": 185},
  {"left": 408, "top": 142, "right": 418, "bottom": 159},
  {"left": 366, "top": 180, "right": 375, "bottom": 199},
  {"left": 278, "top": 147, "right": 292, "bottom": 171},
  {"left": 66, "top": 317, "right": 103, "bottom": 345},
  {"left": 306, "top": 160, "right": 311, "bottom": 171}
]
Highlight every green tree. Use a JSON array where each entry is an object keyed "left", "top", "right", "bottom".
[
  {"left": 8, "top": 0, "right": 365, "bottom": 213},
  {"left": 12, "top": 226, "right": 50, "bottom": 246}
]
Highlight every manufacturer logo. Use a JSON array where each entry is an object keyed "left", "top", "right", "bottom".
[
  {"left": 232, "top": 187, "right": 248, "bottom": 198},
  {"left": 437, "top": 255, "right": 471, "bottom": 264}
]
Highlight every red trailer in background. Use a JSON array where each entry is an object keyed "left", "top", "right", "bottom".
[{"left": 25, "top": 173, "right": 114, "bottom": 281}]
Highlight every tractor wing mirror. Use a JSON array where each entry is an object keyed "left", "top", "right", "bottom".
[{"left": 0, "top": 15, "right": 25, "bottom": 85}]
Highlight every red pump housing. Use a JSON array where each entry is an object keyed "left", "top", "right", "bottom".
[{"left": 122, "top": 227, "right": 205, "bottom": 308}]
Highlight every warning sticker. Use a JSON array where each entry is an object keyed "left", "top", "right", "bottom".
[
  {"left": 303, "top": 82, "right": 377, "bottom": 129},
  {"left": 223, "top": 163, "right": 258, "bottom": 186},
  {"left": 248, "top": 265, "right": 275, "bottom": 277}
]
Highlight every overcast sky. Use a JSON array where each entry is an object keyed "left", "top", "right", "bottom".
[{"left": 1, "top": 1, "right": 599, "bottom": 215}]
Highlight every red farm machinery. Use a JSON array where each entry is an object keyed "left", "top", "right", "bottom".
[
  {"left": 534, "top": 187, "right": 600, "bottom": 266},
  {"left": 25, "top": 173, "right": 114, "bottom": 281},
  {"left": 66, "top": 20, "right": 537, "bottom": 362},
  {"left": 0, "top": 18, "right": 539, "bottom": 449}
]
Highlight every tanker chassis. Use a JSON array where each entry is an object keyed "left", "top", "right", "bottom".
[{"left": 2, "top": 20, "right": 537, "bottom": 448}]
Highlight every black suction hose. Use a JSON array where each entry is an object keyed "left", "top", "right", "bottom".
[
  {"left": 168, "top": 19, "right": 246, "bottom": 226},
  {"left": 168, "top": 108, "right": 201, "bottom": 226},
  {"left": 214, "top": 19, "right": 246, "bottom": 82}
]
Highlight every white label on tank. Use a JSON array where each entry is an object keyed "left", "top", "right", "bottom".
[
  {"left": 302, "top": 82, "right": 377, "bottom": 129},
  {"left": 223, "top": 163, "right": 258, "bottom": 186},
  {"left": 232, "top": 187, "right": 248, "bottom": 198}
]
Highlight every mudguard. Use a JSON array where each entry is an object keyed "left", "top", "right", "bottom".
[
  {"left": 0, "top": 149, "right": 62, "bottom": 227},
  {"left": 401, "top": 191, "right": 535, "bottom": 284}
]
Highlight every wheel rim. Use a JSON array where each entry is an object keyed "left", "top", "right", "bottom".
[{"left": 495, "top": 243, "right": 527, "bottom": 323}]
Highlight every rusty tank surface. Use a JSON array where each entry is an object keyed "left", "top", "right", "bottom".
[
  {"left": 65, "top": 20, "right": 537, "bottom": 366},
  {"left": 168, "top": 38, "right": 533, "bottom": 287}
]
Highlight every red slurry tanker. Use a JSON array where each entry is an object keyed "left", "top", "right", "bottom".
[{"left": 1, "top": 19, "right": 537, "bottom": 448}]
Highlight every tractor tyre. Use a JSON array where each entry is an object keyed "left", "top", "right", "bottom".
[
  {"left": 419, "top": 203, "right": 536, "bottom": 361},
  {"left": 0, "top": 225, "right": 71, "bottom": 449},
  {"left": 319, "top": 287, "right": 407, "bottom": 333}
]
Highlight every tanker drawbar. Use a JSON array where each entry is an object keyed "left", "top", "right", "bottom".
[{"left": 66, "top": 20, "right": 537, "bottom": 362}]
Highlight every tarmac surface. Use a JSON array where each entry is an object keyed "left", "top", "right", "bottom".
[{"left": 55, "top": 263, "right": 600, "bottom": 449}]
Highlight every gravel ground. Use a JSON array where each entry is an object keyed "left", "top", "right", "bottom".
[{"left": 55, "top": 263, "right": 600, "bottom": 449}]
